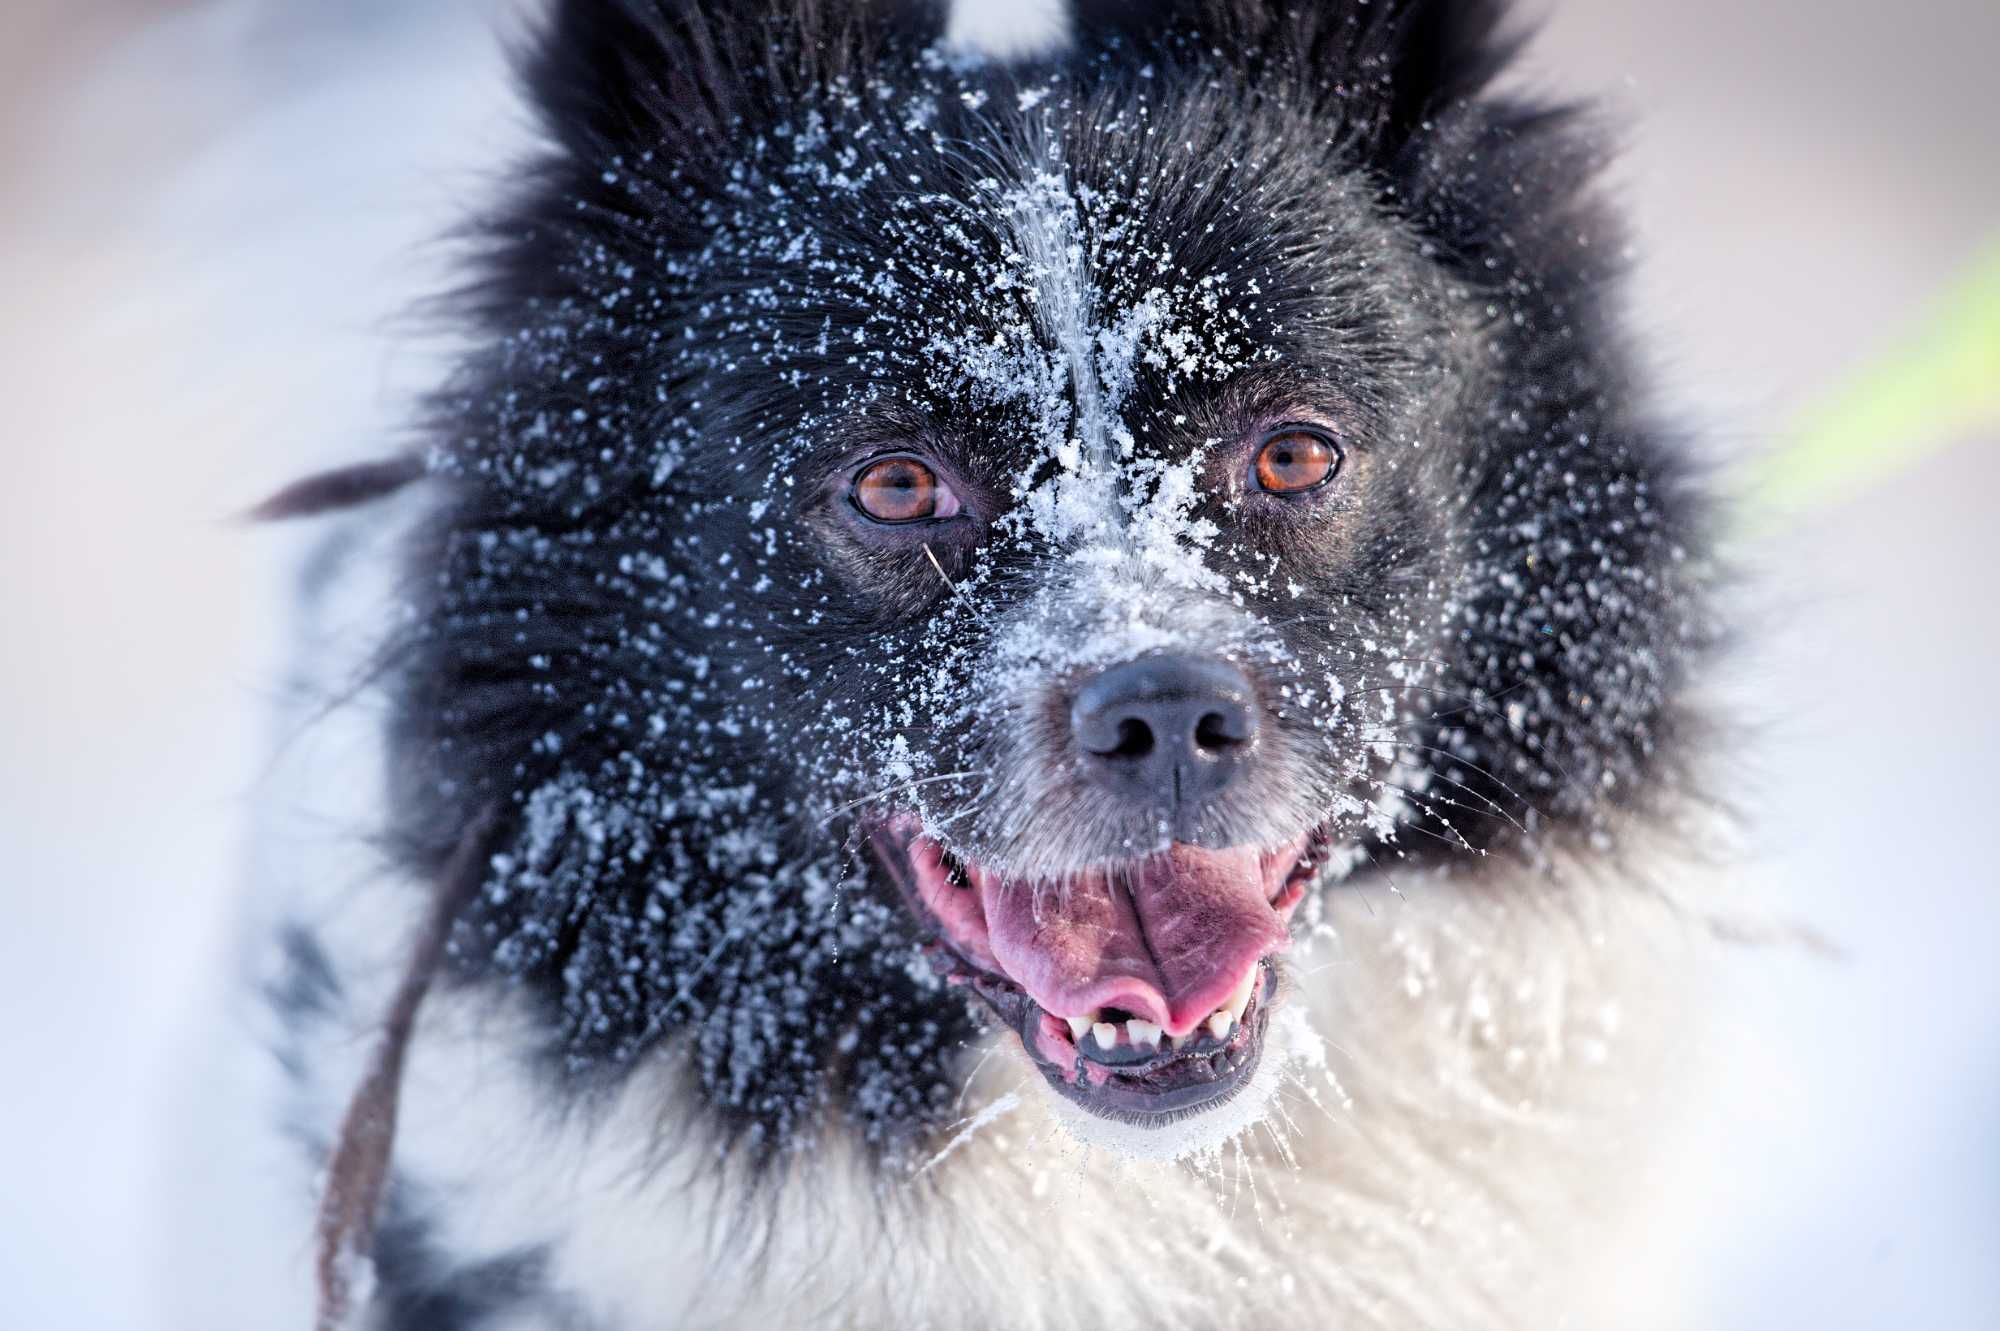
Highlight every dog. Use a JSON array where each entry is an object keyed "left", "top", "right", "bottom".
[{"left": 244, "top": 1, "right": 1720, "bottom": 1326}]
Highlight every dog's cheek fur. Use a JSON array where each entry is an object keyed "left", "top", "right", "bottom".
[{"left": 389, "top": 493, "right": 975, "bottom": 1154}]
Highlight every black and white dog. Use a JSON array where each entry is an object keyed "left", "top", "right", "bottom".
[{"left": 247, "top": 1, "right": 1718, "bottom": 1326}]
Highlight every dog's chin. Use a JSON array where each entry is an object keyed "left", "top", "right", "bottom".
[{"left": 867, "top": 814, "right": 1328, "bottom": 1136}]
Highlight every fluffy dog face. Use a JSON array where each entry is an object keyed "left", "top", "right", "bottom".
[{"left": 387, "top": 0, "right": 1708, "bottom": 1154}]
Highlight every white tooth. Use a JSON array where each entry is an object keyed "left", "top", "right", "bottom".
[
  {"left": 1127, "top": 1019, "right": 1161, "bottom": 1049},
  {"left": 1207, "top": 1009, "right": 1234, "bottom": 1041},
  {"left": 1225, "top": 966, "right": 1260, "bottom": 1022},
  {"left": 1168, "top": 1031, "right": 1189, "bottom": 1051},
  {"left": 1065, "top": 1016, "right": 1092, "bottom": 1043},
  {"left": 1092, "top": 1022, "right": 1120, "bottom": 1050}
]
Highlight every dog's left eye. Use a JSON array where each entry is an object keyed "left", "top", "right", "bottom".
[
  {"left": 1253, "top": 427, "right": 1341, "bottom": 495},
  {"left": 851, "top": 455, "right": 961, "bottom": 524}
]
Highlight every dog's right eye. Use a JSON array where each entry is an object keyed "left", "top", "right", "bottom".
[
  {"left": 1252, "top": 427, "right": 1341, "bottom": 495},
  {"left": 851, "top": 456, "right": 961, "bottom": 524}
]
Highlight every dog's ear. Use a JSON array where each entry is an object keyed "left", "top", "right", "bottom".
[
  {"left": 522, "top": 0, "right": 950, "bottom": 164},
  {"left": 1065, "top": 0, "right": 1585, "bottom": 284},
  {"left": 1069, "top": 0, "right": 1520, "bottom": 164}
]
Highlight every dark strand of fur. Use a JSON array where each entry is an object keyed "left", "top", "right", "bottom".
[
  {"left": 1069, "top": 0, "right": 1524, "bottom": 163},
  {"left": 244, "top": 454, "right": 425, "bottom": 523},
  {"left": 314, "top": 803, "right": 496, "bottom": 1331},
  {"left": 367, "top": 1196, "right": 553, "bottom": 1331}
]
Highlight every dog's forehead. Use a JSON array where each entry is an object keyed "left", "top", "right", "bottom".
[
  {"left": 702, "top": 79, "right": 1395, "bottom": 494},
  {"left": 787, "top": 176, "right": 1263, "bottom": 445},
  {"left": 893, "top": 168, "right": 1267, "bottom": 532}
]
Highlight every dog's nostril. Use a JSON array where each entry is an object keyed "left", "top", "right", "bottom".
[
  {"left": 1193, "top": 711, "right": 1244, "bottom": 754},
  {"left": 1109, "top": 718, "right": 1155, "bottom": 759}
]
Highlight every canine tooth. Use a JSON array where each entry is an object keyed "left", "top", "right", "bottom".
[
  {"left": 1065, "top": 1016, "right": 1092, "bottom": 1043},
  {"left": 1092, "top": 1021, "right": 1119, "bottom": 1050},
  {"left": 1224, "top": 966, "right": 1259, "bottom": 1022},
  {"left": 1207, "top": 1009, "right": 1234, "bottom": 1041},
  {"left": 1127, "top": 1019, "right": 1162, "bottom": 1049}
]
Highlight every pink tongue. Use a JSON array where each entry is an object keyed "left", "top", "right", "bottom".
[{"left": 977, "top": 844, "right": 1290, "bottom": 1037}]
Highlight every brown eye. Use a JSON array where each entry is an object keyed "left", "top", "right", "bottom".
[
  {"left": 1253, "top": 428, "right": 1340, "bottom": 495},
  {"left": 851, "top": 455, "right": 960, "bottom": 524}
]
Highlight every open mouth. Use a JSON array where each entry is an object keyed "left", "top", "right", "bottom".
[{"left": 870, "top": 816, "right": 1329, "bottom": 1124}]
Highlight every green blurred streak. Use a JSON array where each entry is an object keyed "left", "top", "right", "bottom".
[{"left": 1747, "top": 239, "right": 2000, "bottom": 520}]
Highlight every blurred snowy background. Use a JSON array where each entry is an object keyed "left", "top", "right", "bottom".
[{"left": 3, "top": 1, "right": 1995, "bottom": 1327}]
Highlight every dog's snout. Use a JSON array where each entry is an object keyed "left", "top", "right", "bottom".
[{"left": 1070, "top": 655, "right": 1259, "bottom": 808}]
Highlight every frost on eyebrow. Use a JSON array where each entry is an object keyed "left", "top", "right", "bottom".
[
  {"left": 945, "top": 160, "right": 1262, "bottom": 566},
  {"left": 632, "top": 64, "right": 1279, "bottom": 530}
]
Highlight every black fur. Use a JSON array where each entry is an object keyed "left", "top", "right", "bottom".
[
  {"left": 369, "top": 1199, "right": 554, "bottom": 1330},
  {"left": 351, "top": 0, "right": 1710, "bottom": 1188}
]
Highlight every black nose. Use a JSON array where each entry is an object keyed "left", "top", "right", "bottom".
[{"left": 1070, "top": 654, "right": 1260, "bottom": 809}]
